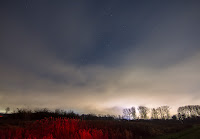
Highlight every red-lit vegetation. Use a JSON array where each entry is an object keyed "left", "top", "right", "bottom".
[
  {"left": 0, "top": 117, "right": 108, "bottom": 139},
  {"left": 1, "top": 107, "right": 200, "bottom": 139},
  {"left": 0, "top": 117, "right": 194, "bottom": 139}
]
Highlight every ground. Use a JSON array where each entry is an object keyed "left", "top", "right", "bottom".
[{"left": 154, "top": 125, "right": 200, "bottom": 139}]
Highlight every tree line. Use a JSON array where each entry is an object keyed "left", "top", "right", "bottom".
[
  {"left": 1, "top": 108, "right": 117, "bottom": 121},
  {"left": 2, "top": 105, "right": 200, "bottom": 121},
  {"left": 123, "top": 105, "right": 200, "bottom": 120}
]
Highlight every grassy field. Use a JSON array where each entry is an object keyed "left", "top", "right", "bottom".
[{"left": 153, "top": 125, "right": 200, "bottom": 139}]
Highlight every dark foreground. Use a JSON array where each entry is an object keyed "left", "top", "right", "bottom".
[{"left": 0, "top": 117, "right": 199, "bottom": 139}]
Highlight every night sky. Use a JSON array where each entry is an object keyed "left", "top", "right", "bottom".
[{"left": 1, "top": 0, "right": 200, "bottom": 114}]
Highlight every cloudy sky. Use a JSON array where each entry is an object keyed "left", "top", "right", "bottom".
[{"left": 0, "top": 0, "right": 200, "bottom": 115}]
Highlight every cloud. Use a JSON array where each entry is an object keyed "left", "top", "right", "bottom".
[
  {"left": 1, "top": 51, "right": 200, "bottom": 114},
  {"left": 0, "top": 1, "right": 200, "bottom": 115}
]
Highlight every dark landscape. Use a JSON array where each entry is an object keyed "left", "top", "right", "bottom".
[{"left": 1, "top": 105, "right": 200, "bottom": 138}]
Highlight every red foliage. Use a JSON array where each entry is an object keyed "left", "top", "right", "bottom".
[{"left": 0, "top": 117, "right": 108, "bottom": 139}]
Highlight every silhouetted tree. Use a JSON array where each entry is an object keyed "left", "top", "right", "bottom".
[
  {"left": 123, "top": 108, "right": 131, "bottom": 120},
  {"left": 151, "top": 108, "right": 158, "bottom": 119},
  {"left": 156, "top": 106, "right": 170, "bottom": 119},
  {"left": 177, "top": 105, "right": 200, "bottom": 118},
  {"left": 156, "top": 107, "right": 162, "bottom": 119},
  {"left": 138, "top": 106, "right": 149, "bottom": 119},
  {"left": 123, "top": 107, "right": 137, "bottom": 120},
  {"left": 130, "top": 107, "right": 136, "bottom": 119},
  {"left": 162, "top": 106, "right": 170, "bottom": 119}
]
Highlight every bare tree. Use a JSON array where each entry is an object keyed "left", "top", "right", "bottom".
[
  {"left": 123, "top": 107, "right": 136, "bottom": 120},
  {"left": 156, "top": 107, "right": 163, "bottom": 119},
  {"left": 138, "top": 106, "right": 149, "bottom": 119},
  {"left": 151, "top": 108, "right": 158, "bottom": 119},
  {"left": 163, "top": 106, "right": 170, "bottom": 119},
  {"left": 156, "top": 106, "right": 170, "bottom": 119},
  {"left": 130, "top": 107, "right": 136, "bottom": 119},
  {"left": 123, "top": 108, "right": 131, "bottom": 120},
  {"left": 177, "top": 105, "right": 200, "bottom": 118}
]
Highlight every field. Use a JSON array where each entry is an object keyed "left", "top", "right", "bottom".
[
  {"left": 0, "top": 117, "right": 197, "bottom": 139},
  {"left": 154, "top": 125, "right": 200, "bottom": 139}
]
